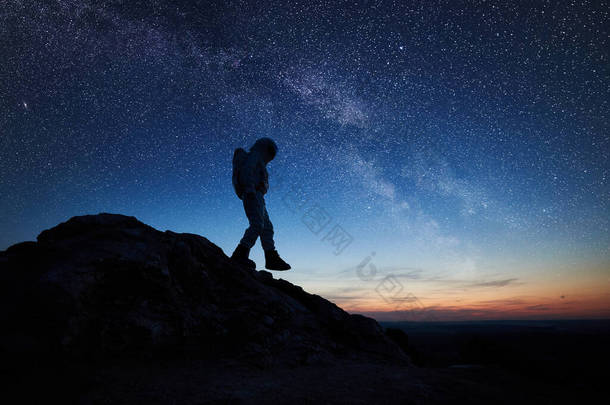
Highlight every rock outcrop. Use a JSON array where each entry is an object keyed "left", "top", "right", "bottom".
[{"left": 0, "top": 213, "right": 407, "bottom": 367}]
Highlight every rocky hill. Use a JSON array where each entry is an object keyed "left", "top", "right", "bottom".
[
  {"left": 0, "top": 213, "right": 407, "bottom": 367},
  {"left": 1, "top": 214, "right": 571, "bottom": 404}
]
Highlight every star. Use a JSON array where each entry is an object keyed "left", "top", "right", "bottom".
[{"left": 0, "top": 0, "right": 608, "bottom": 321}]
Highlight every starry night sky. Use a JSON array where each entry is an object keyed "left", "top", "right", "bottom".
[{"left": 1, "top": 0, "right": 609, "bottom": 320}]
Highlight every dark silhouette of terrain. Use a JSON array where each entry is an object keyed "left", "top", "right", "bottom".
[
  {"left": 1, "top": 213, "right": 607, "bottom": 404},
  {"left": 382, "top": 320, "right": 610, "bottom": 398},
  {"left": 0, "top": 213, "right": 403, "bottom": 364}
]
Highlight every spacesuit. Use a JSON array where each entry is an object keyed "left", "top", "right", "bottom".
[{"left": 231, "top": 137, "right": 291, "bottom": 271}]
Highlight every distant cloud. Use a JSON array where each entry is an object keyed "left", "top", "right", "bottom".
[
  {"left": 477, "top": 298, "right": 526, "bottom": 306},
  {"left": 470, "top": 278, "right": 519, "bottom": 287},
  {"left": 525, "top": 304, "right": 551, "bottom": 311},
  {"left": 390, "top": 268, "right": 425, "bottom": 280}
]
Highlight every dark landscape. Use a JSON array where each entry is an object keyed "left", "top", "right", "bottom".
[
  {"left": 382, "top": 319, "right": 610, "bottom": 403},
  {"left": 1, "top": 213, "right": 607, "bottom": 404},
  {"left": 2, "top": 1, "right": 609, "bottom": 404}
]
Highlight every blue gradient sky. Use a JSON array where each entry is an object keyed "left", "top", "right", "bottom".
[{"left": 1, "top": 0, "right": 608, "bottom": 320}]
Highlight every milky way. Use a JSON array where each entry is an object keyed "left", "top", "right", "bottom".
[{"left": 1, "top": 0, "right": 608, "bottom": 319}]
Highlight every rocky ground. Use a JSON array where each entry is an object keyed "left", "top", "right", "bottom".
[
  {"left": 10, "top": 353, "right": 580, "bottom": 404},
  {"left": 0, "top": 213, "right": 591, "bottom": 404}
]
